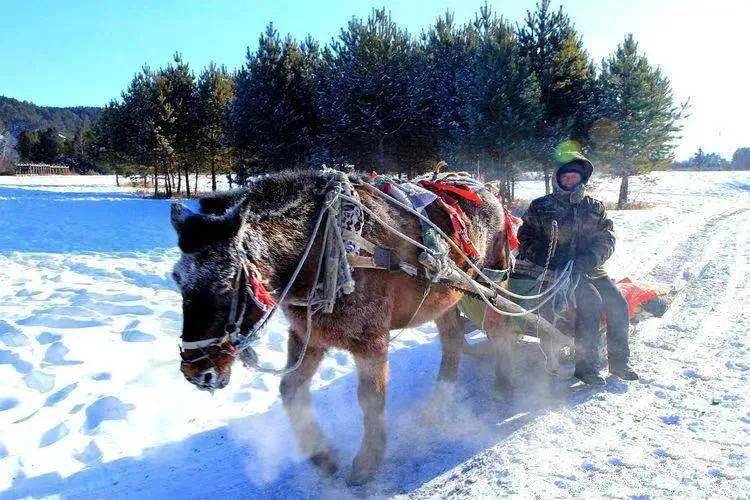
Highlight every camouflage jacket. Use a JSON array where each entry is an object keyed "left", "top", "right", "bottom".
[{"left": 516, "top": 186, "right": 615, "bottom": 280}]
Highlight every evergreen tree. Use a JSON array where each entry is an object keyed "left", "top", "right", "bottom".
[
  {"left": 318, "top": 9, "right": 424, "bottom": 175},
  {"left": 518, "top": 0, "right": 593, "bottom": 192},
  {"left": 197, "top": 63, "right": 235, "bottom": 191},
  {"left": 593, "top": 34, "right": 685, "bottom": 207},
  {"left": 18, "top": 130, "right": 39, "bottom": 161},
  {"left": 457, "top": 6, "right": 542, "bottom": 191},
  {"left": 157, "top": 53, "right": 199, "bottom": 196},
  {"left": 37, "top": 127, "right": 62, "bottom": 163},
  {"left": 418, "top": 12, "right": 476, "bottom": 165},
  {"left": 231, "top": 24, "right": 321, "bottom": 178},
  {"left": 731, "top": 147, "right": 750, "bottom": 170}
]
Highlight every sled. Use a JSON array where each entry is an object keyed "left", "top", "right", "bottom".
[{"left": 458, "top": 275, "right": 676, "bottom": 378}]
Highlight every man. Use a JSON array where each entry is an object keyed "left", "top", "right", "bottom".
[{"left": 516, "top": 152, "right": 639, "bottom": 385}]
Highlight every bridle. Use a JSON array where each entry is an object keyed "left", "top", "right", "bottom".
[
  {"left": 179, "top": 259, "right": 275, "bottom": 366},
  {"left": 178, "top": 172, "right": 358, "bottom": 376}
]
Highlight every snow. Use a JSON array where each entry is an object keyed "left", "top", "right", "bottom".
[{"left": 0, "top": 171, "right": 748, "bottom": 498}]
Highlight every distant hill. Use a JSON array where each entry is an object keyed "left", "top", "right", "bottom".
[{"left": 0, "top": 95, "right": 102, "bottom": 137}]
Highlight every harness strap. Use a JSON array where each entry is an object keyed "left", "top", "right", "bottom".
[
  {"left": 342, "top": 229, "right": 376, "bottom": 254},
  {"left": 181, "top": 336, "right": 227, "bottom": 350}
]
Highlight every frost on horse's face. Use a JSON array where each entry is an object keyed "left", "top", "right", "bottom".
[{"left": 170, "top": 202, "right": 262, "bottom": 391}]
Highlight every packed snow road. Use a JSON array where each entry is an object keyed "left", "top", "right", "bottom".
[{"left": 0, "top": 172, "right": 748, "bottom": 499}]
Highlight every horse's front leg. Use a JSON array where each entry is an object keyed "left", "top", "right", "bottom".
[
  {"left": 279, "top": 330, "right": 337, "bottom": 474},
  {"left": 348, "top": 345, "right": 388, "bottom": 486}
]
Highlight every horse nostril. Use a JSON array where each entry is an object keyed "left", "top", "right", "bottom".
[{"left": 202, "top": 371, "right": 214, "bottom": 385}]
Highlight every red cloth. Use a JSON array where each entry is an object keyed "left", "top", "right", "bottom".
[
  {"left": 504, "top": 209, "right": 521, "bottom": 251},
  {"left": 418, "top": 180, "right": 484, "bottom": 205},
  {"left": 417, "top": 179, "right": 484, "bottom": 259},
  {"left": 617, "top": 278, "right": 660, "bottom": 317},
  {"left": 247, "top": 263, "right": 276, "bottom": 310},
  {"left": 439, "top": 195, "right": 480, "bottom": 259}
]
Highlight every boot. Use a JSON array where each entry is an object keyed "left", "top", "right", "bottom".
[
  {"left": 574, "top": 364, "right": 606, "bottom": 386},
  {"left": 609, "top": 362, "right": 639, "bottom": 381}
]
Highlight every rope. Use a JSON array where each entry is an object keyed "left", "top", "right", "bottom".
[
  {"left": 389, "top": 283, "right": 432, "bottom": 344},
  {"left": 233, "top": 180, "right": 343, "bottom": 376},
  {"left": 350, "top": 185, "right": 567, "bottom": 302}
]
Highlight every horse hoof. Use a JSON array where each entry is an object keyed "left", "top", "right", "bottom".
[
  {"left": 346, "top": 464, "right": 376, "bottom": 486},
  {"left": 493, "top": 380, "right": 516, "bottom": 400},
  {"left": 310, "top": 447, "right": 339, "bottom": 476},
  {"left": 418, "top": 405, "right": 445, "bottom": 427}
]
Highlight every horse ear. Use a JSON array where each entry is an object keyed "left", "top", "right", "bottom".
[{"left": 171, "top": 203, "right": 193, "bottom": 234}]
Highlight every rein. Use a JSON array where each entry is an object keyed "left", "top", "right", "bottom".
[{"left": 180, "top": 174, "right": 348, "bottom": 375}]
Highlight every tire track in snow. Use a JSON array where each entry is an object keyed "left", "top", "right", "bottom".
[{"left": 406, "top": 208, "right": 750, "bottom": 499}]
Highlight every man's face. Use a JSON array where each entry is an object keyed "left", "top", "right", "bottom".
[{"left": 560, "top": 172, "right": 582, "bottom": 188}]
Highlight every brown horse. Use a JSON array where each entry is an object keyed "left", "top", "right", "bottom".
[{"left": 170, "top": 170, "right": 506, "bottom": 485}]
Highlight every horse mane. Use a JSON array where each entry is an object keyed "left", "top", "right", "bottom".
[{"left": 203, "top": 170, "right": 367, "bottom": 219}]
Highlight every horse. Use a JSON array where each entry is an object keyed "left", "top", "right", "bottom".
[{"left": 170, "top": 170, "right": 507, "bottom": 485}]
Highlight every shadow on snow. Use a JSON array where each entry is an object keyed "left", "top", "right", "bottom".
[
  {"left": 0, "top": 187, "right": 188, "bottom": 253},
  {"left": 3, "top": 339, "right": 615, "bottom": 499}
]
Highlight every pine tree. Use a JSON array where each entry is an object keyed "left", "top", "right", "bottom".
[
  {"left": 456, "top": 6, "right": 542, "bottom": 190},
  {"left": 518, "top": 0, "right": 593, "bottom": 192},
  {"left": 593, "top": 34, "right": 685, "bottom": 207},
  {"left": 231, "top": 24, "right": 321, "bottom": 177},
  {"left": 18, "top": 130, "right": 40, "bottom": 161},
  {"left": 157, "top": 53, "right": 198, "bottom": 196},
  {"left": 731, "top": 148, "right": 750, "bottom": 170},
  {"left": 318, "top": 9, "right": 423, "bottom": 175},
  {"left": 197, "top": 63, "right": 235, "bottom": 191},
  {"left": 37, "top": 127, "right": 62, "bottom": 163},
  {"left": 418, "top": 12, "right": 476, "bottom": 166}
]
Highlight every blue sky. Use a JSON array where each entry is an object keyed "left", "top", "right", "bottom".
[{"left": 1, "top": 0, "right": 747, "bottom": 160}]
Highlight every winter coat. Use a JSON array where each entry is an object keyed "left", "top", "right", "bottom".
[{"left": 516, "top": 159, "right": 615, "bottom": 280}]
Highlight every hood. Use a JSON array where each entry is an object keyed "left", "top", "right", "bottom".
[{"left": 553, "top": 152, "right": 593, "bottom": 203}]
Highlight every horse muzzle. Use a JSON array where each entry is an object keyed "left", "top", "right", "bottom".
[{"left": 182, "top": 364, "right": 231, "bottom": 391}]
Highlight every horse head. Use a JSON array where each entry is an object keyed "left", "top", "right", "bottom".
[{"left": 170, "top": 197, "right": 273, "bottom": 391}]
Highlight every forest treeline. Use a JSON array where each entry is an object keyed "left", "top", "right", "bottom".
[{"left": 2, "top": 2, "right": 715, "bottom": 206}]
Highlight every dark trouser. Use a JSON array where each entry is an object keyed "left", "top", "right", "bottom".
[{"left": 574, "top": 276, "right": 630, "bottom": 369}]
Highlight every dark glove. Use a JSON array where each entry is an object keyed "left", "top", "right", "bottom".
[{"left": 573, "top": 251, "right": 599, "bottom": 273}]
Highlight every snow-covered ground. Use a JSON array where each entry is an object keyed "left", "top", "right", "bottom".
[{"left": 0, "top": 171, "right": 748, "bottom": 499}]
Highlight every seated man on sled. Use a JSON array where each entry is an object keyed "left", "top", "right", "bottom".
[{"left": 513, "top": 152, "right": 639, "bottom": 385}]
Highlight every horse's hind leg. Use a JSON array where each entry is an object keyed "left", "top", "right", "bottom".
[
  {"left": 420, "top": 306, "right": 463, "bottom": 424},
  {"left": 279, "top": 331, "right": 337, "bottom": 474},
  {"left": 348, "top": 347, "right": 388, "bottom": 486},
  {"left": 436, "top": 306, "right": 464, "bottom": 383}
]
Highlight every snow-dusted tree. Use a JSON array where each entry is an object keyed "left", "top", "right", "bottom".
[
  {"left": 457, "top": 6, "right": 542, "bottom": 192},
  {"left": 518, "top": 0, "right": 594, "bottom": 193},
  {"left": 418, "top": 12, "right": 476, "bottom": 166},
  {"left": 196, "top": 63, "right": 235, "bottom": 191},
  {"left": 592, "top": 34, "right": 685, "bottom": 208},
  {"left": 230, "top": 24, "right": 321, "bottom": 178},
  {"left": 318, "top": 9, "right": 423, "bottom": 175}
]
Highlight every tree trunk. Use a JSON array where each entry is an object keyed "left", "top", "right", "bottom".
[
  {"left": 153, "top": 167, "right": 158, "bottom": 197},
  {"left": 184, "top": 166, "right": 191, "bottom": 197},
  {"left": 194, "top": 168, "right": 198, "bottom": 194},
  {"left": 115, "top": 170, "right": 120, "bottom": 187},
  {"left": 237, "top": 155, "right": 246, "bottom": 186},
  {"left": 165, "top": 168, "right": 172, "bottom": 197},
  {"left": 618, "top": 174, "right": 629, "bottom": 209},
  {"left": 176, "top": 170, "right": 182, "bottom": 194},
  {"left": 211, "top": 158, "right": 217, "bottom": 191},
  {"left": 510, "top": 178, "right": 515, "bottom": 201},
  {"left": 544, "top": 168, "right": 551, "bottom": 195}
]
